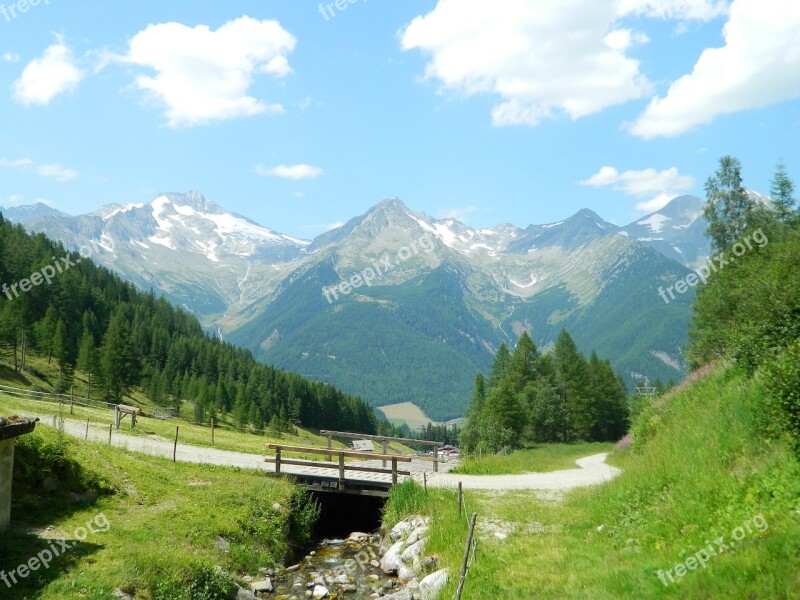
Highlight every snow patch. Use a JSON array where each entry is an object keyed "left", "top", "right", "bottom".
[
  {"left": 650, "top": 350, "right": 681, "bottom": 371},
  {"left": 148, "top": 235, "right": 175, "bottom": 250},
  {"left": 103, "top": 203, "right": 145, "bottom": 220},
  {"left": 636, "top": 213, "right": 670, "bottom": 234}
]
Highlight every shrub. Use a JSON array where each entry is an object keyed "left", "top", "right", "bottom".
[{"left": 764, "top": 341, "right": 800, "bottom": 452}]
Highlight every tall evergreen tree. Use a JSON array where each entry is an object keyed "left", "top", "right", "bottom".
[
  {"left": 704, "top": 156, "right": 757, "bottom": 252},
  {"left": 553, "top": 329, "right": 593, "bottom": 441},
  {"left": 770, "top": 160, "right": 796, "bottom": 224},
  {"left": 101, "top": 312, "right": 139, "bottom": 401},
  {"left": 488, "top": 342, "right": 512, "bottom": 390}
]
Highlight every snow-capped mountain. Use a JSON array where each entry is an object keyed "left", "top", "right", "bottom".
[
  {"left": 12, "top": 191, "right": 712, "bottom": 419},
  {"left": 17, "top": 191, "right": 309, "bottom": 321},
  {"left": 621, "top": 195, "right": 709, "bottom": 269}
]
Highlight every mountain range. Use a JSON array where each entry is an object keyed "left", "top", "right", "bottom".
[{"left": 1, "top": 192, "right": 711, "bottom": 421}]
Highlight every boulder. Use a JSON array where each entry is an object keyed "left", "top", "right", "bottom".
[
  {"left": 250, "top": 578, "right": 273, "bottom": 593},
  {"left": 379, "top": 540, "right": 405, "bottom": 574},
  {"left": 420, "top": 569, "right": 448, "bottom": 600}
]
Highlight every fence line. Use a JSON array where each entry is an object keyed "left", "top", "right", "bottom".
[
  {"left": 451, "top": 481, "right": 478, "bottom": 599},
  {"left": 0, "top": 383, "right": 115, "bottom": 411}
]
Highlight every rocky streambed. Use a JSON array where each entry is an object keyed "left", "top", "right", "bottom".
[{"left": 241, "top": 516, "right": 448, "bottom": 600}]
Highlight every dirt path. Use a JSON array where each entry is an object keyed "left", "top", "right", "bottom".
[
  {"left": 424, "top": 453, "right": 621, "bottom": 491},
  {"left": 30, "top": 414, "right": 620, "bottom": 492}
]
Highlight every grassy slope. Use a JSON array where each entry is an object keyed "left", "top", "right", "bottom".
[
  {"left": 384, "top": 367, "right": 800, "bottom": 599},
  {"left": 451, "top": 442, "right": 614, "bottom": 475},
  {"left": 0, "top": 354, "right": 413, "bottom": 458},
  {"left": 0, "top": 426, "right": 300, "bottom": 600}
]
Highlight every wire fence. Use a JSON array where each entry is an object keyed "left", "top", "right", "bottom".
[
  {"left": 0, "top": 383, "right": 116, "bottom": 411},
  {"left": 454, "top": 482, "right": 478, "bottom": 600}
]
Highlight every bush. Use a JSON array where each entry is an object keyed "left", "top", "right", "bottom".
[{"left": 764, "top": 341, "right": 800, "bottom": 452}]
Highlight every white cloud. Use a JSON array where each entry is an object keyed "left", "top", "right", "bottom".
[
  {"left": 0, "top": 157, "right": 77, "bottom": 182},
  {"left": 255, "top": 164, "right": 323, "bottom": 180},
  {"left": 1, "top": 194, "right": 26, "bottom": 206},
  {"left": 37, "top": 163, "right": 78, "bottom": 182},
  {"left": 580, "top": 166, "right": 695, "bottom": 212},
  {"left": 400, "top": 0, "right": 724, "bottom": 127},
  {"left": 0, "top": 158, "right": 34, "bottom": 169},
  {"left": 121, "top": 16, "right": 296, "bottom": 127},
  {"left": 631, "top": 0, "right": 800, "bottom": 138},
  {"left": 13, "top": 35, "right": 85, "bottom": 106},
  {"left": 2, "top": 52, "right": 20, "bottom": 63}
]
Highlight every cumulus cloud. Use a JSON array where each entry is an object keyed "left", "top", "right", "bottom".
[
  {"left": 400, "top": 0, "right": 724, "bottom": 127},
  {"left": 120, "top": 16, "right": 296, "bottom": 127},
  {"left": 13, "top": 35, "right": 85, "bottom": 106},
  {"left": 580, "top": 166, "right": 695, "bottom": 212},
  {"left": 2, "top": 52, "right": 20, "bottom": 63},
  {"left": 631, "top": 0, "right": 800, "bottom": 137},
  {"left": 254, "top": 163, "right": 323, "bottom": 180}
]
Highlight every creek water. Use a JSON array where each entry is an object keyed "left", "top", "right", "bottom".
[{"left": 269, "top": 533, "right": 402, "bottom": 599}]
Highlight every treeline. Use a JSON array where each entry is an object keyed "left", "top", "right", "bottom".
[
  {"left": 414, "top": 422, "right": 461, "bottom": 446},
  {"left": 460, "top": 330, "right": 628, "bottom": 453},
  {"left": 0, "top": 217, "right": 378, "bottom": 434},
  {"left": 690, "top": 156, "right": 800, "bottom": 451}
]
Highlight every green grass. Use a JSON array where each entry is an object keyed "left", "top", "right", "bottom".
[
  {"left": 387, "top": 367, "right": 800, "bottom": 598},
  {"left": 0, "top": 354, "right": 414, "bottom": 460},
  {"left": 0, "top": 425, "right": 315, "bottom": 600},
  {"left": 451, "top": 441, "right": 614, "bottom": 475}
]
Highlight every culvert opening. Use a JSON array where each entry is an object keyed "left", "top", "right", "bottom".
[{"left": 310, "top": 491, "right": 386, "bottom": 539}]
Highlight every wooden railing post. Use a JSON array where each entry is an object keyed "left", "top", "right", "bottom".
[
  {"left": 382, "top": 439, "right": 388, "bottom": 468},
  {"left": 327, "top": 433, "right": 333, "bottom": 462},
  {"left": 275, "top": 447, "right": 281, "bottom": 475},
  {"left": 338, "top": 453, "right": 345, "bottom": 490},
  {"left": 458, "top": 481, "right": 463, "bottom": 515},
  {"left": 434, "top": 444, "right": 440, "bottom": 472},
  {"left": 392, "top": 457, "right": 398, "bottom": 486}
]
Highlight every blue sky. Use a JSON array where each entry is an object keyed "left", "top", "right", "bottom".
[{"left": 1, "top": 0, "right": 798, "bottom": 238}]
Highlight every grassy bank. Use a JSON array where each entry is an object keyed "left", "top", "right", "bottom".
[
  {"left": 0, "top": 426, "right": 318, "bottom": 600},
  {"left": 0, "top": 356, "right": 413, "bottom": 459},
  {"left": 451, "top": 441, "right": 614, "bottom": 475},
  {"left": 385, "top": 367, "right": 800, "bottom": 598}
]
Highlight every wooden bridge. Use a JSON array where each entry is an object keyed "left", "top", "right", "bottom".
[{"left": 264, "top": 437, "right": 446, "bottom": 497}]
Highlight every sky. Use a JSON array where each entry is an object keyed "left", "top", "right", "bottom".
[{"left": 0, "top": 0, "right": 798, "bottom": 239}]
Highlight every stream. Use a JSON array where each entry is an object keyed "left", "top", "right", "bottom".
[{"left": 268, "top": 532, "right": 402, "bottom": 599}]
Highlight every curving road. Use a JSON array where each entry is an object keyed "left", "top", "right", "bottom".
[{"left": 30, "top": 413, "right": 620, "bottom": 492}]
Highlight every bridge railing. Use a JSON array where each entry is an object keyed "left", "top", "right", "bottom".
[
  {"left": 318, "top": 429, "right": 444, "bottom": 472},
  {"left": 265, "top": 443, "right": 413, "bottom": 489}
]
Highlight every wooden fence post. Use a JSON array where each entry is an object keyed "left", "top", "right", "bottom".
[
  {"left": 339, "top": 453, "right": 346, "bottom": 490},
  {"left": 392, "top": 457, "right": 398, "bottom": 486},
  {"left": 275, "top": 447, "right": 281, "bottom": 475},
  {"left": 434, "top": 444, "right": 440, "bottom": 472},
  {"left": 173, "top": 426, "right": 179, "bottom": 462},
  {"left": 327, "top": 433, "right": 333, "bottom": 462},
  {"left": 382, "top": 439, "right": 388, "bottom": 469},
  {"left": 211, "top": 418, "right": 215, "bottom": 446},
  {"left": 85, "top": 418, "right": 89, "bottom": 440},
  {"left": 108, "top": 424, "right": 112, "bottom": 445},
  {"left": 423, "top": 472, "right": 427, "bottom": 493},
  {"left": 458, "top": 481, "right": 463, "bottom": 515},
  {"left": 456, "top": 513, "right": 478, "bottom": 600}
]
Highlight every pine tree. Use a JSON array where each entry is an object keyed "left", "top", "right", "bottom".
[
  {"left": 101, "top": 312, "right": 139, "bottom": 401},
  {"left": 553, "top": 329, "right": 593, "bottom": 441},
  {"left": 76, "top": 327, "right": 101, "bottom": 399},
  {"left": 770, "top": 160, "right": 796, "bottom": 224},
  {"left": 704, "top": 156, "right": 757, "bottom": 252},
  {"left": 509, "top": 332, "right": 539, "bottom": 392},
  {"left": 488, "top": 343, "right": 512, "bottom": 390}
]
